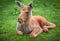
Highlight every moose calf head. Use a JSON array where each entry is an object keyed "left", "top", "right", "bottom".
[{"left": 16, "top": 1, "right": 33, "bottom": 24}]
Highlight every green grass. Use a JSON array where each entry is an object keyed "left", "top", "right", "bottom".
[{"left": 0, "top": 0, "right": 60, "bottom": 41}]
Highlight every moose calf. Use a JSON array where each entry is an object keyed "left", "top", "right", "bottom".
[{"left": 16, "top": 1, "right": 56, "bottom": 38}]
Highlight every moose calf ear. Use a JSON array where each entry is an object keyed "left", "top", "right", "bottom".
[
  {"left": 28, "top": 2, "right": 33, "bottom": 8},
  {"left": 15, "top": 1, "right": 25, "bottom": 8}
]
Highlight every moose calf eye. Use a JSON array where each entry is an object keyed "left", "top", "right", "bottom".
[{"left": 25, "top": 12, "right": 29, "bottom": 16}]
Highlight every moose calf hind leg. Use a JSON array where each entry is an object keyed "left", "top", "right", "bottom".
[{"left": 30, "top": 27, "right": 43, "bottom": 38}]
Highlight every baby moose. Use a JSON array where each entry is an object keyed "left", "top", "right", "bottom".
[{"left": 16, "top": 1, "right": 56, "bottom": 38}]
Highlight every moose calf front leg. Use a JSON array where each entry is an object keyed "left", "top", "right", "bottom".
[
  {"left": 16, "top": 27, "right": 23, "bottom": 35},
  {"left": 16, "top": 23, "right": 23, "bottom": 35},
  {"left": 30, "top": 27, "right": 43, "bottom": 38}
]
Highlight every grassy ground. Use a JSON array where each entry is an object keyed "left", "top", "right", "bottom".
[{"left": 0, "top": 0, "right": 60, "bottom": 41}]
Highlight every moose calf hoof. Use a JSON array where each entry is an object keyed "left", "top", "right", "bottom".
[
  {"left": 30, "top": 34, "right": 36, "bottom": 38},
  {"left": 45, "top": 30, "right": 49, "bottom": 33},
  {"left": 17, "top": 31, "right": 23, "bottom": 35}
]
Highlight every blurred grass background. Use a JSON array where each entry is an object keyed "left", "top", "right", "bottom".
[{"left": 0, "top": 0, "right": 60, "bottom": 41}]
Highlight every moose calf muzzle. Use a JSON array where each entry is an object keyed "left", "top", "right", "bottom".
[{"left": 18, "top": 19, "right": 23, "bottom": 23}]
